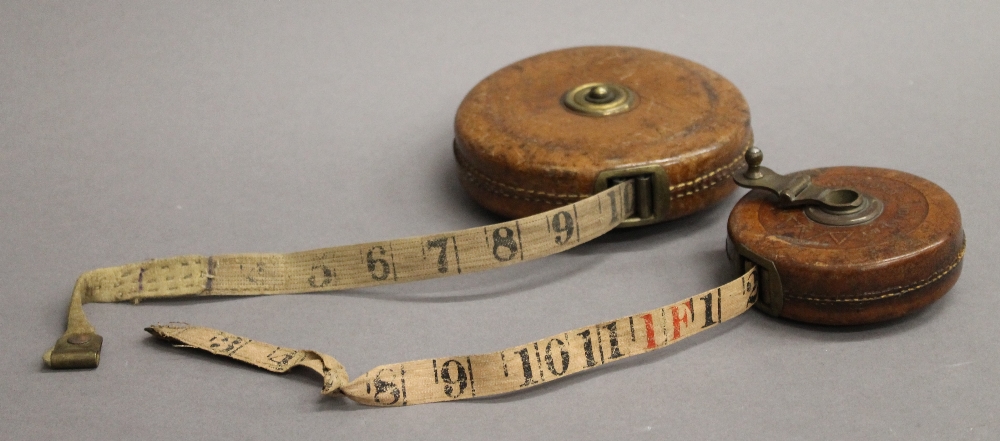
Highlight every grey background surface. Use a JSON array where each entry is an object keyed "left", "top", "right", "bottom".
[{"left": 2, "top": 1, "right": 997, "bottom": 440}]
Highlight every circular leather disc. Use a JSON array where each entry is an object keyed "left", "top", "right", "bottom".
[
  {"left": 454, "top": 46, "right": 752, "bottom": 225},
  {"left": 727, "top": 167, "right": 965, "bottom": 325}
]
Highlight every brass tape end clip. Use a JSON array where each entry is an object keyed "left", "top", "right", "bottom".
[{"left": 43, "top": 333, "right": 103, "bottom": 369}]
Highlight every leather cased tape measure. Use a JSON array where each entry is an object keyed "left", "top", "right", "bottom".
[
  {"left": 454, "top": 46, "right": 752, "bottom": 227},
  {"left": 728, "top": 165, "right": 964, "bottom": 325},
  {"left": 45, "top": 45, "right": 964, "bottom": 407},
  {"left": 454, "top": 45, "right": 964, "bottom": 325}
]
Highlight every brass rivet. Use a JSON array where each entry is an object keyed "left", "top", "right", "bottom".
[
  {"left": 586, "top": 86, "right": 613, "bottom": 103},
  {"left": 562, "top": 82, "right": 635, "bottom": 117},
  {"left": 67, "top": 334, "right": 92, "bottom": 345}
]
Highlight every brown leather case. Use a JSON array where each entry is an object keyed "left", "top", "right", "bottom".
[
  {"left": 454, "top": 46, "right": 752, "bottom": 225},
  {"left": 727, "top": 167, "right": 965, "bottom": 325}
]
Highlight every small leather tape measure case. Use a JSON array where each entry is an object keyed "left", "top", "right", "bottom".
[
  {"left": 454, "top": 46, "right": 753, "bottom": 226},
  {"left": 727, "top": 148, "right": 965, "bottom": 325}
]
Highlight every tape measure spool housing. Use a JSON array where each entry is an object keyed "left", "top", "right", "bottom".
[
  {"left": 454, "top": 46, "right": 753, "bottom": 227},
  {"left": 727, "top": 167, "right": 964, "bottom": 325}
]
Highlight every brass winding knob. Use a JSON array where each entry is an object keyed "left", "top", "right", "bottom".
[{"left": 562, "top": 82, "right": 635, "bottom": 116}]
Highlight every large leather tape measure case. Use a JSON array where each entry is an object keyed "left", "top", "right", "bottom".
[{"left": 454, "top": 46, "right": 753, "bottom": 226}]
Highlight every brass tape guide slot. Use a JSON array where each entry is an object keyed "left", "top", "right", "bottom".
[
  {"left": 595, "top": 165, "right": 670, "bottom": 227},
  {"left": 727, "top": 238, "right": 783, "bottom": 316}
]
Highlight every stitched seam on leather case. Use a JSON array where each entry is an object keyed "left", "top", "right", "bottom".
[
  {"left": 458, "top": 166, "right": 580, "bottom": 205},
  {"left": 455, "top": 145, "right": 748, "bottom": 205},
  {"left": 454, "top": 154, "right": 586, "bottom": 204},
  {"left": 670, "top": 170, "right": 736, "bottom": 200},
  {"left": 668, "top": 146, "right": 748, "bottom": 194},
  {"left": 787, "top": 241, "right": 966, "bottom": 304}
]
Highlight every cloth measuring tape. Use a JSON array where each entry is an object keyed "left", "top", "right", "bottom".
[
  {"left": 44, "top": 178, "right": 759, "bottom": 406},
  {"left": 44, "top": 46, "right": 964, "bottom": 407}
]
